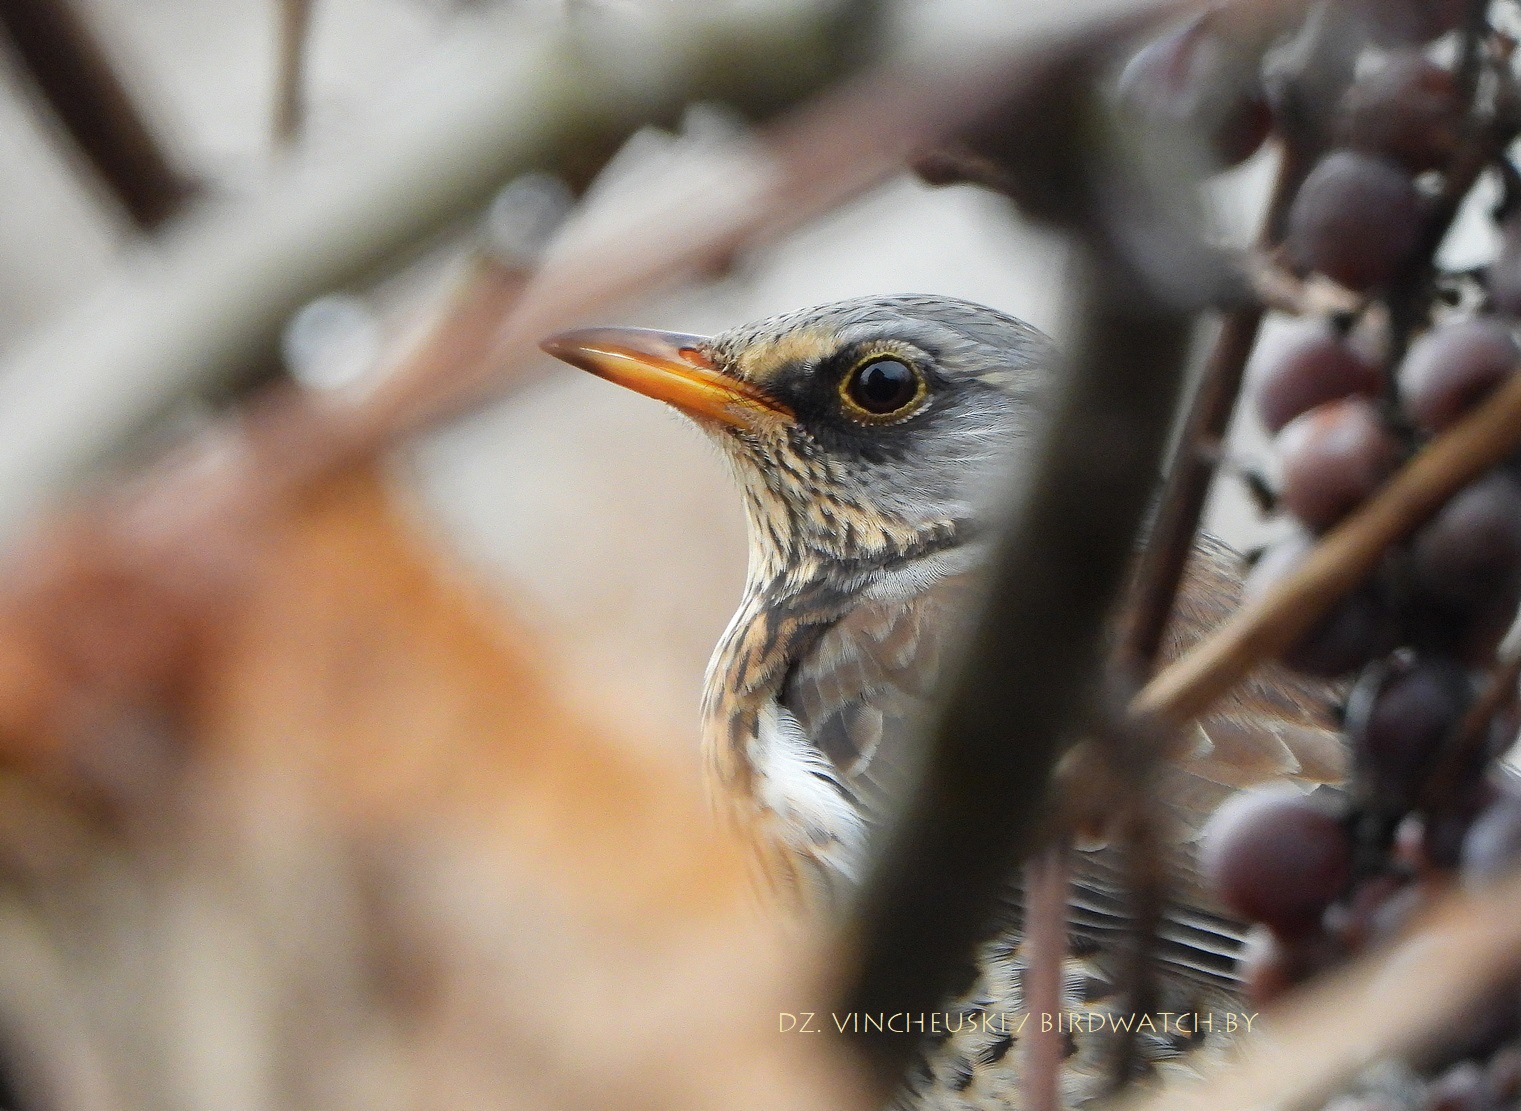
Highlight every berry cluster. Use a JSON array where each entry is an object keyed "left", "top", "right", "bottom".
[{"left": 1125, "top": 0, "right": 1521, "bottom": 1084}]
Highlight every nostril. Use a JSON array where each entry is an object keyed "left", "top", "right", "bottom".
[{"left": 678, "top": 346, "right": 715, "bottom": 369}]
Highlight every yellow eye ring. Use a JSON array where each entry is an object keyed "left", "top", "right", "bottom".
[{"left": 839, "top": 355, "right": 927, "bottom": 422}]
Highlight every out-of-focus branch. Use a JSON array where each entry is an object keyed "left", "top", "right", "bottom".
[
  {"left": 272, "top": 0, "right": 316, "bottom": 146},
  {"left": 1023, "top": 845, "right": 1071, "bottom": 1111},
  {"left": 1119, "top": 145, "right": 1306, "bottom": 672},
  {"left": 1117, "top": 865, "right": 1521, "bottom": 1111},
  {"left": 0, "top": 0, "right": 197, "bottom": 230},
  {"left": 1132, "top": 369, "right": 1521, "bottom": 728},
  {"left": 0, "top": 4, "right": 866, "bottom": 546},
  {"left": 0, "top": 0, "right": 1219, "bottom": 551},
  {"left": 840, "top": 214, "right": 1207, "bottom": 1086},
  {"left": 830, "top": 8, "right": 1340, "bottom": 1092}
]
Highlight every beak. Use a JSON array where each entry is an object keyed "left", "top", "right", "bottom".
[{"left": 540, "top": 326, "right": 793, "bottom": 431}]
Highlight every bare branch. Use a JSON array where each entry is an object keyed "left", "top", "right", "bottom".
[
  {"left": 1132, "top": 369, "right": 1521, "bottom": 727},
  {"left": 0, "top": 0, "right": 196, "bottom": 230},
  {"left": 0, "top": 0, "right": 1221, "bottom": 549},
  {"left": 271, "top": 0, "right": 316, "bottom": 147},
  {"left": 1116, "top": 867, "right": 1521, "bottom": 1111},
  {"left": 1023, "top": 844, "right": 1071, "bottom": 1111},
  {"left": 1119, "top": 146, "right": 1306, "bottom": 672}
]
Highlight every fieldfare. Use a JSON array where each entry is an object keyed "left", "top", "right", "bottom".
[{"left": 543, "top": 295, "right": 1344, "bottom": 1107}]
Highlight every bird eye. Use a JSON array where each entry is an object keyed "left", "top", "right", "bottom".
[{"left": 841, "top": 357, "right": 925, "bottom": 420}]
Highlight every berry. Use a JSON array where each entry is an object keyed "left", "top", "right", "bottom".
[
  {"left": 1253, "top": 321, "right": 1383, "bottom": 433},
  {"left": 1345, "top": 654, "right": 1471, "bottom": 813},
  {"left": 1338, "top": 52, "right": 1463, "bottom": 172},
  {"left": 1400, "top": 319, "right": 1520, "bottom": 433},
  {"left": 1200, "top": 786, "right": 1352, "bottom": 937},
  {"left": 1114, "top": 13, "right": 1272, "bottom": 167},
  {"left": 1422, "top": 780, "right": 1499, "bottom": 869},
  {"left": 1277, "top": 397, "right": 1402, "bottom": 530},
  {"left": 1236, "top": 925, "right": 1341, "bottom": 1005},
  {"left": 1244, "top": 532, "right": 1395, "bottom": 677},
  {"left": 1410, "top": 471, "right": 1521, "bottom": 610},
  {"left": 1287, "top": 151, "right": 1423, "bottom": 291}
]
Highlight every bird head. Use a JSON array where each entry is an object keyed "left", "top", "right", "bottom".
[{"left": 541, "top": 295, "right": 1057, "bottom": 581}]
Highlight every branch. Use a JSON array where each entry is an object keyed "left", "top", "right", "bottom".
[
  {"left": 1118, "top": 145, "right": 1307, "bottom": 671},
  {"left": 0, "top": 4, "right": 871, "bottom": 546},
  {"left": 1116, "top": 866, "right": 1521, "bottom": 1111},
  {"left": 0, "top": 0, "right": 196, "bottom": 230},
  {"left": 272, "top": 0, "right": 316, "bottom": 146},
  {"left": 0, "top": 0, "right": 1222, "bottom": 550},
  {"left": 1131, "top": 368, "right": 1521, "bottom": 727},
  {"left": 841, "top": 229, "right": 1203, "bottom": 1083},
  {"left": 1023, "top": 844, "right": 1071, "bottom": 1111}
]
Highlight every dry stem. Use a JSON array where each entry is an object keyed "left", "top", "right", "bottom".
[
  {"left": 1132, "top": 370, "right": 1521, "bottom": 727},
  {"left": 272, "top": 0, "right": 316, "bottom": 146},
  {"left": 1023, "top": 844, "right": 1071, "bottom": 1111}
]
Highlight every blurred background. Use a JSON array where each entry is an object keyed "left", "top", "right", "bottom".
[
  {"left": 0, "top": 0, "right": 1451, "bottom": 767},
  {"left": 8, "top": 6, "right": 1521, "bottom": 1111}
]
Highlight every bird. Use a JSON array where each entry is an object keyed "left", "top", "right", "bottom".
[{"left": 541, "top": 294, "right": 1346, "bottom": 1108}]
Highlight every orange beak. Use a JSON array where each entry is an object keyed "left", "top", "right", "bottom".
[{"left": 540, "top": 327, "right": 793, "bottom": 431}]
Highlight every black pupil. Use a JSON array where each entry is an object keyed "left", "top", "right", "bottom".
[{"left": 849, "top": 358, "right": 917, "bottom": 415}]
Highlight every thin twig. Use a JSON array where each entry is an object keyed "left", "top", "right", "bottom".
[
  {"left": 1096, "top": 711, "right": 1170, "bottom": 1091},
  {"left": 1023, "top": 843, "right": 1071, "bottom": 1111},
  {"left": 1131, "top": 369, "right": 1521, "bottom": 728},
  {"left": 272, "top": 0, "right": 316, "bottom": 147},
  {"left": 0, "top": 0, "right": 196, "bottom": 229},
  {"left": 1119, "top": 145, "right": 1307, "bottom": 671}
]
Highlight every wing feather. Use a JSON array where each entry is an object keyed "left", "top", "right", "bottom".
[{"left": 777, "top": 535, "right": 1347, "bottom": 989}]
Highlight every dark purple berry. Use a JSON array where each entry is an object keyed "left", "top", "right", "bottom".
[
  {"left": 1400, "top": 319, "right": 1520, "bottom": 433},
  {"left": 1345, "top": 654, "right": 1471, "bottom": 813},
  {"left": 1253, "top": 321, "right": 1383, "bottom": 433},
  {"left": 1114, "top": 13, "right": 1272, "bottom": 168},
  {"left": 1200, "top": 786, "right": 1352, "bottom": 937},
  {"left": 1277, "top": 396, "right": 1402, "bottom": 530},
  {"left": 1287, "top": 151, "right": 1423, "bottom": 291},
  {"left": 1244, "top": 532, "right": 1395, "bottom": 677},
  {"left": 1339, "top": 51, "right": 1462, "bottom": 172},
  {"left": 1411, "top": 471, "right": 1521, "bottom": 610}
]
